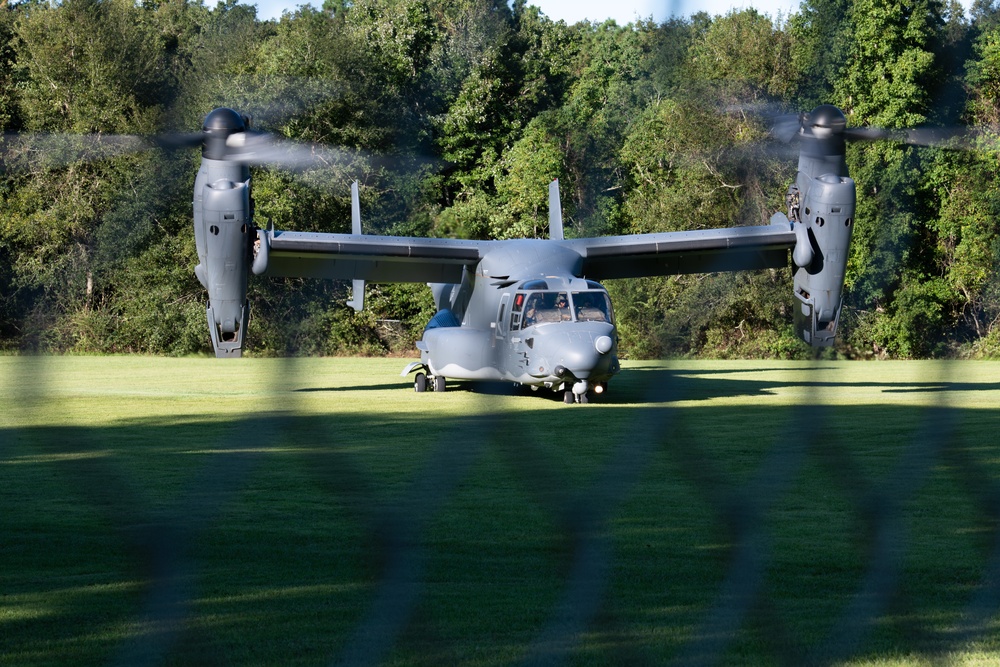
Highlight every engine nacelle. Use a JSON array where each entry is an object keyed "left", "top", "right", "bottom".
[
  {"left": 199, "top": 178, "right": 252, "bottom": 357},
  {"left": 191, "top": 108, "right": 255, "bottom": 358},
  {"left": 791, "top": 172, "right": 856, "bottom": 346}
]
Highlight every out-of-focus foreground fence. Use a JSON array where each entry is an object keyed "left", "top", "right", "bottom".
[{"left": 2, "top": 355, "right": 1000, "bottom": 666}]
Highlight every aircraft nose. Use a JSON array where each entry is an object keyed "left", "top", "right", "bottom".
[{"left": 535, "top": 328, "right": 615, "bottom": 380}]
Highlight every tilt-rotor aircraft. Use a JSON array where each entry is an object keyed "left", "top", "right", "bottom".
[{"left": 192, "top": 105, "right": 857, "bottom": 403}]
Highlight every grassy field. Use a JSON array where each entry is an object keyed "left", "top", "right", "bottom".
[{"left": 2, "top": 356, "right": 1000, "bottom": 666}]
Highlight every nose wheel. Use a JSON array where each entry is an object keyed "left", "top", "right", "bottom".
[{"left": 563, "top": 389, "right": 589, "bottom": 404}]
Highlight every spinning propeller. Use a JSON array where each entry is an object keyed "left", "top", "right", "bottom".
[
  {"left": 767, "top": 104, "right": 973, "bottom": 155},
  {"left": 150, "top": 107, "right": 359, "bottom": 169},
  {"left": 1, "top": 106, "right": 365, "bottom": 174}
]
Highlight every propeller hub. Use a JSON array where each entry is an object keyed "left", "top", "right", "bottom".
[
  {"left": 806, "top": 105, "right": 847, "bottom": 137},
  {"left": 202, "top": 108, "right": 248, "bottom": 160},
  {"left": 203, "top": 108, "right": 247, "bottom": 134}
]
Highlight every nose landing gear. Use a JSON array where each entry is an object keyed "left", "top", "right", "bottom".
[{"left": 563, "top": 380, "right": 592, "bottom": 404}]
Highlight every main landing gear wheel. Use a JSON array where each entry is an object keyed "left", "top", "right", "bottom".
[
  {"left": 434, "top": 375, "right": 446, "bottom": 392},
  {"left": 414, "top": 372, "right": 427, "bottom": 392}
]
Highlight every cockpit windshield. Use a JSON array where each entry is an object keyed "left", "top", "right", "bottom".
[
  {"left": 520, "top": 291, "right": 571, "bottom": 327},
  {"left": 511, "top": 290, "right": 614, "bottom": 329},
  {"left": 572, "top": 291, "right": 614, "bottom": 323}
]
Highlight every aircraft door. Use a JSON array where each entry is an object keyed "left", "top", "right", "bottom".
[
  {"left": 495, "top": 293, "right": 510, "bottom": 339},
  {"left": 496, "top": 292, "right": 520, "bottom": 377}
]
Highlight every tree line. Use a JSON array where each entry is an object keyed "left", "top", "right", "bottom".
[{"left": 2, "top": 0, "right": 1000, "bottom": 359}]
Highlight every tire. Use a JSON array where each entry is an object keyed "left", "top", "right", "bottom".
[
  {"left": 434, "top": 375, "right": 446, "bottom": 392},
  {"left": 563, "top": 390, "right": 574, "bottom": 404},
  {"left": 414, "top": 373, "right": 427, "bottom": 392}
]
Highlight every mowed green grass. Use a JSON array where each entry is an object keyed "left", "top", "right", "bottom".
[{"left": 2, "top": 356, "right": 1000, "bottom": 666}]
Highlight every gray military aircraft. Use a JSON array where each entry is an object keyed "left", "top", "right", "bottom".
[{"left": 189, "top": 105, "right": 861, "bottom": 403}]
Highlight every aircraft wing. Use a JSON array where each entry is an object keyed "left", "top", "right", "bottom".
[
  {"left": 260, "top": 230, "right": 486, "bottom": 283},
  {"left": 563, "top": 221, "right": 797, "bottom": 279},
  {"left": 258, "top": 220, "right": 797, "bottom": 284}
]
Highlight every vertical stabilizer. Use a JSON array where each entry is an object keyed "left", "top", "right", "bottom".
[
  {"left": 347, "top": 181, "right": 366, "bottom": 312},
  {"left": 548, "top": 179, "right": 564, "bottom": 241},
  {"left": 351, "top": 180, "right": 362, "bottom": 234}
]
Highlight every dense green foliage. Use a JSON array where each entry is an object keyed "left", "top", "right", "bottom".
[{"left": 1, "top": 0, "right": 999, "bottom": 359}]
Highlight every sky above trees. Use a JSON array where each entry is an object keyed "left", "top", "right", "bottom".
[
  {"left": 250, "top": 0, "right": 799, "bottom": 24},
  {"left": 250, "top": 0, "right": 979, "bottom": 24}
]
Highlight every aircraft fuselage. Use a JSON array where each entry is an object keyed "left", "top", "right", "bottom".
[{"left": 405, "top": 241, "right": 620, "bottom": 402}]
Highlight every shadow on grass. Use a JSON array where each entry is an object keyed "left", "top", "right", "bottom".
[
  {"left": 290, "top": 366, "right": 1000, "bottom": 405},
  {"left": 295, "top": 381, "right": 409, "bottom": 393},
  {"left": 613, "top": 366, "right": 1000, "bottom": 403},
  {"left": 3, "top": 365, "right": 1000, "bottom": 666}
]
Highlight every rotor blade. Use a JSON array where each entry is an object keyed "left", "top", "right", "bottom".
[
  {"left": 723, "top": 102, "right": 804, "bottom": 144},
  {"left": 844, "top": 125, "right": 974, "bottom": 150},
  {"left": 769, "top": 113, "right": 804, "bottom": 143},
  {"left": 148, "top": 132, "right": 204, "bottom": 151},
  {"left": 705, "top": 141, "right": 801, "bottom": 169},
  {"left": 0, "top": 130, "right": 213, "bottom": 172},
  {"left": 193, "top": 75, "right": 346, "bottom": 130},
  {"left": 842, "top": 126, "right": 897, "bottom": 142},
  {"left": 223, "top": 131, "right": 364, "bottom": 169},
  {"left": 0, "top": 133, "right": 154, "bottom": 172}
]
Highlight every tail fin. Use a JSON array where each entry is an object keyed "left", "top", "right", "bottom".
[
  {"left": 548, "top": 179, "right": 564, "bottom": 241},
  {"left": 346, "top": 181, "right": 366, "bottom": 312}
]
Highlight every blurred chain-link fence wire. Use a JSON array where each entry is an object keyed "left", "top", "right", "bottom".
[{"left": 3, "top": 354, "right": 1000, "bottom": 666}]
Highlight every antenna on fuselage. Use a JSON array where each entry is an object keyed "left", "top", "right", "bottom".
[
  {"left": 548, "top": 179, "right": 564, "bottom": 241},
  {"left": 346, "top": 180, "right": 366, "bottom": 312}
]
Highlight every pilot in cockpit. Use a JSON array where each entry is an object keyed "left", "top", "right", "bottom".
[{"left": 555, "top": 293, "right": 571, "bottom": 320}]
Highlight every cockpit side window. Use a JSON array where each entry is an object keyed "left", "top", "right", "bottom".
[{"left": 510, "top": 292, "right": 526, "bottom": 330}]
